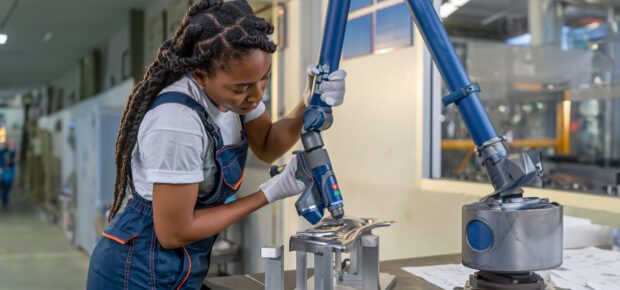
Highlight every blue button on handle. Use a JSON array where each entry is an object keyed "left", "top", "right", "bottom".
[{"left": 467, "top": 220, "right": 494, "bottom": 252}]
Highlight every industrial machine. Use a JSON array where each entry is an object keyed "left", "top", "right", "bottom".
[
  {"left": 405, "top": 1, "right": 562, "bottom": 289},
  {"left": 269, "top": 0, "right": 563, "bottom": 289}
]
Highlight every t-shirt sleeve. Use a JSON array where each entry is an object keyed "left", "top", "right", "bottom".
[
  {"left": 137, "top": 104, "right": 207, "bottom": 184},
  {"left": 243, "top": 101, "right": 266, "bottom": 123}
]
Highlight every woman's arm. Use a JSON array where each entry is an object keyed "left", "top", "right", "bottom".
[
  {"left": 153, "top": 183, "right": 268, "bottom": 249},
  {"left": 245, "top": 68, "right": 346, "bottom": 163},
  {"left": 152, "top": 155, "right": 303, "bottom": 249},
  {"left": 244, "top": 101, "right": 306, "bottom": 163}
]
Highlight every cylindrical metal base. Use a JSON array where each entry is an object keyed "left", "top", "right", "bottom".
[
  {"left": 468, "top": 271, "right": 546, "bottom": 290},
  {"left": 462, "top": 198, "right": 563, "bottom": 272}
]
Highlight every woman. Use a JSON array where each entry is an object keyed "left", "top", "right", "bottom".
[{"left": 86, "top": 1, "right": 346, "bottom": 289}]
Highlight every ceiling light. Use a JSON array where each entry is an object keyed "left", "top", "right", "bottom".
[
  {"left": 440, "top": 0, "right": 471, "bottom": 19},
  {"left": 0, "top": 34, "right": 6, "bottom": 45},
  {"left": 440, "top": 3, "right": 458, "bottom": 18}
]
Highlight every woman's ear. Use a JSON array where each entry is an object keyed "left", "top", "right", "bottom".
[{"left": 191, "top": 69, "right": 210, "bottom": 87}]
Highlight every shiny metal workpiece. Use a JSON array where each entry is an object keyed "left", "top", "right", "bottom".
[{"left": 290, "top": 217, "right": 393, "bottom": 253}]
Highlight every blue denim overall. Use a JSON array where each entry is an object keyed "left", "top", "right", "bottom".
[{"left": 87, "top": 92, "right": 248, "bottom": 290}]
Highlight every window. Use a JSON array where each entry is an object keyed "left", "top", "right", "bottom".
[
  {"left": 343, "top": 0, "right": 414, "bottom": 59},
  {"left": 351, "top": 0, "right": 372, "bottom": 11},
  {"left": 343, "top": 15, "right": 373, "bottom": 58},
  {"left": 431, "top": 0, "right": 620, "bottom": 197},
  {"left": 375, "top": 3, "right": 413, "bottom": 51}
]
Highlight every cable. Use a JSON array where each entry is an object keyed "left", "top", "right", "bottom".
[{"left": 0, "top": 0, "right": 19, "bottom": 30}]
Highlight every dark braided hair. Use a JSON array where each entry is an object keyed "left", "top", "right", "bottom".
[{"left": 109, "top": 0, "right": 276, "bottom": 221}]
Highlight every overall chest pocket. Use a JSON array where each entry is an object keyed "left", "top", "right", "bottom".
[{"left": 217, "top": 145, "right": 247, "bottom": 191}]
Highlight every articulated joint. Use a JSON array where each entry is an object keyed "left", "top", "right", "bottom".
[
  {"left": 303, "top": 106, "right": 333, "bottom": 132},
  {"left": 476, "top": 137, "right": 512, "bottom": 192},
  {"left": 476, "top": 137, "right": 508, "bottom": 166},
  {"left": 442, "top": 83, "right": 480, "bottom": 107},
  {"left": 477, "top": 137, "right": 543, "bottom": 199}
]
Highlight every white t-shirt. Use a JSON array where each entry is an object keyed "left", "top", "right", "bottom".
[{"left": 130, "top": 75, "right": 265, "bottom": 200}]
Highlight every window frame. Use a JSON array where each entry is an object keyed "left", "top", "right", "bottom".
[
  {"left": 343, "top": 0, "right": 415, "bottom": 60},
  {"left": 349, "top": 0, "right": 373, "bottom": 12}
]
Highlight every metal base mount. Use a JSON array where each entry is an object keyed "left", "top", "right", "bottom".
[
  {"left": 263, "top": 217, "right": 394, "bottom": 290},
  {"left": 464, "top": 271, "right": 549, "bottom": 290},
  {"left": 462, "top": 197, "right": 563, "bottom": 272},
  {"left": 302, "top": 272, "right": 396, "bottom": 290}
]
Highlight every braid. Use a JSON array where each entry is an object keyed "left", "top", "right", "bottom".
[
  {"left": 108, "top": 0, "right": 277, "bottom": 221},
  {"left": 188, "top": 0, "right": 222, "bottom": 17}
]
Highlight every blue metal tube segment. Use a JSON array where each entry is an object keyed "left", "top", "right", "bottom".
[
  {"left": 297, "top": 0, "right": 351, "bottom": 224},
  {"left": 404, "top": 0, "right": 497, "bottom": 146},
  {"left": 310, "top": 0, "right": 351, "bottom": 108}
]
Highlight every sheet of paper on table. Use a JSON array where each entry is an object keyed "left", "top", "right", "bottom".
[
  {"left": 401, "top": 264, "right": 474, "bottom": 290},
  {"left": 550, "top": 247, "right": 620, "bottom": 290},
  {"left": 402, "top": 247, "right": 620, "bottom": 290}
]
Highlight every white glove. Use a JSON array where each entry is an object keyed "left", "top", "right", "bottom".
[
  {"left": 303, "top": 65, "right": 347, "bottom": 107},
  {"left": 260, "top": 155, "right": 305, "bottom": 203}
]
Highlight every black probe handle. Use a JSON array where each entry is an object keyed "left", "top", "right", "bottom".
[{"left": 270, "top": 165, "right": 285, "bottom": 177}]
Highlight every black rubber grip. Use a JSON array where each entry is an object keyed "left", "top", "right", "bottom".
[{"left": 270, "top": 165, "right": 284, "bottom": 177}]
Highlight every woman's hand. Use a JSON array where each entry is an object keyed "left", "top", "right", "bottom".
[
  {"left": 245, "top": 66, "right": 347, "bottom": 163},
  {"left": 303, "top": 65, "right": 347, "bottom": 107},
  {"left": 260, "top": 155, "right": 305, "bottom": 203}
]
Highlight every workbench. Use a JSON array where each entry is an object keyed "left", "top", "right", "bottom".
[{"left": 204, "top": 253, "right": 461, "bottom": 290}]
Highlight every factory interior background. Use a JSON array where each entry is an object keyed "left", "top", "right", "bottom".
[{"left": 1, "top": 0, "right": 620, "bottom": 289}]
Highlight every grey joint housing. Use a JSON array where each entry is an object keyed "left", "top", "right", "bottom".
[
  {"left": 302, "top": 131, "right": 324, "bottom": 152},
  {"left": 477, "top": 137, "right": 542, "bottom": 199}
]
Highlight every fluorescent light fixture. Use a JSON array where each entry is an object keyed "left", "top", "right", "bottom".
[
  {"left": 440, "top": 3, "right": 458, "bottom": 18},
  {"left": 0, "top": 34, "right": 7, "bottom": 45},
  {"left": 440, "top": 0, "right": 471, "bottom": 19},
  {"left": 506, "top": 33, "right": 532, "bottom": 46}
]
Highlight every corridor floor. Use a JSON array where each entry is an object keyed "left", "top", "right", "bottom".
[{"left": 0, "top": 192, "right": 89, "bottom": 290}]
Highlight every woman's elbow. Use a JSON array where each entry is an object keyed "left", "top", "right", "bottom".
[
  {"left": 155, "top": 231, "right": 185, "bottom": 249},
  {"left": 158, "top": 237, "right": 184, "bottom": 249},
  {"left": 258, "top": 154, "right": 277, "bottom": 164},
  {"left": 253, "top": 149, "right": 277, "bottom": 164}
]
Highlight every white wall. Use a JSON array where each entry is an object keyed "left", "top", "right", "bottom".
[
  {"left": 102, "top": 26, "right": 131, "bottom": 90},
  {"left": 39, "top": 80, "right": 132, "bottom": 253},
  {"left": 49, "top": 23, "right": 131, "bottom": 107},
  {"left": 143, "top": 0, "right": 176, "bottom": 66},
  {"left": 50, "top": 65, "right": 81, "bottom": 108}
]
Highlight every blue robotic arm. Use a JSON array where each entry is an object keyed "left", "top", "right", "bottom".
[
  {"left": 292, "top": 0, "right": 351, "bottom": 225},
  {"left": 404, "top": 0, "right": 541, "bottom": 198},
  {"left": 404, "top": 1, "right": 563, "bottom": 286}
]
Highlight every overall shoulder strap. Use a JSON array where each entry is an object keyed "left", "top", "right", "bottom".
[
  {"left": 151, "top": 92, "right": 222, "bottom": 144},
  {"left": 151, "top": 92, "right": 203, "bottom": 113}
]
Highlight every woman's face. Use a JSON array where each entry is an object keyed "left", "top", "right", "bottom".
[{"left": 193, "top": 49, "right": 271, "bottom": 115}]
